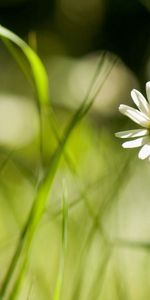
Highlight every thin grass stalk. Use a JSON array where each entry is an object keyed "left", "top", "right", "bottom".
[{"left": 52, "top": 182, "right": 68, "bottom": 300}]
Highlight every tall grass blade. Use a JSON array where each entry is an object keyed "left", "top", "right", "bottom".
[
  {"left": 0, "top": 25, "right": 49, "bottom": 106},
  {"left": 52, "top": 181, "right": 68, "bottom": 300}
]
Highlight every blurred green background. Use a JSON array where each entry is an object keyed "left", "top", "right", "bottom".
[{"left": 0, "top": 0, "right": 150, "bottom": 299}]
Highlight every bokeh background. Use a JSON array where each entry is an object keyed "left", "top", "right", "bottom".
[{"left": 0, "top": 0, "right": 150, "bottom": 299}]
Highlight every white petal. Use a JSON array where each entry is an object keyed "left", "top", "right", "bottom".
[
  {"left": 115, "top": 129, "right": 149, "bottom": 139},
  {"left": 131, "top": 89, "right": 150, "bottom": 115},
  {"left": 138, "top": 144, "right": 150, "bottom": 160},
  {"left": 119, "top": 104, "right": 150, "bottom": 127},
  {"left": 146, "top": 81, "right": 150, "bottom": 103},
  {"left": 122, "top": 136, "right": 149, "bottom": 149}
]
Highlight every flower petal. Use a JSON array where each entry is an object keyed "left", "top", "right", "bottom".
[
  {"left": 122, "top": 136, "right": 149, "bottom": 148},
  {"left": 115, "top": 129, "right": 149, "bottom": 139},
  {"left": 146, "top": 81, "right": 150, "bottom": 103},
  {"left": 119, "top": 104, "right": 150, "bottom": 127},
  {"left": 131, "top": 89, "right": 150, "bottom": 115},
  {"left": 138, "top": 144, "right": 150, "bottom": 160}
]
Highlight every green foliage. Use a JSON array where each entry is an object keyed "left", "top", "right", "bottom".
[{"left": 0, "top": 25, "right": 149, "bottom": 300}]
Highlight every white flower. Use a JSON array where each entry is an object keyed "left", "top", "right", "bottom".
[{"left": 115, "top": 82, "right": 150, "bottom": 160}]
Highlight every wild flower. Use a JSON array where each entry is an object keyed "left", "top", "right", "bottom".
[{"left": 115, "top": 82, "right": 150, "bottom": 160}]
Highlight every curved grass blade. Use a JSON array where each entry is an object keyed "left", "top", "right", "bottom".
[
  {"left": 0, "top": 25, "right": 50, "bottom": 171},
  {"left": 0, "top": 25, "right": 49, "bottom": 106}
]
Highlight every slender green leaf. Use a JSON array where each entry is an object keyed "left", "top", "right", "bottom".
[
  {"left": 52, "top": 181, "right": 68, "bottom": 300},
  {"left": 0, "top": 25, "right": 49, "bottom": 106}
]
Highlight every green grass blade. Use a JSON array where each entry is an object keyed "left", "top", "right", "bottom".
[
  {"left": 1, "top": 37, "right": 33, "bottom": 87},
  {"left": 0, "top": 25, "right": 49, "bottom": 171},
  {"left": 52, "top": 181, "right": 68, "bottom": 300},
  {"left": 0, "top": 25, "right": 49, "bottom": 106}
]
